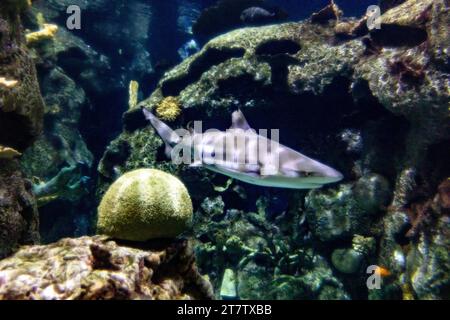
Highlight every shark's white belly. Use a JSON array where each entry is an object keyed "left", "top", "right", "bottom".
[{"left": 203, "top": 164, "right": 322, "bottom": 189}]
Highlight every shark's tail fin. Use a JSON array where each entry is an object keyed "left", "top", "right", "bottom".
[{"left": 142, "top": 107, "right": 181, "bottom": 157}]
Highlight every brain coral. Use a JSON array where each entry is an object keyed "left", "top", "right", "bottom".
[{"left": 97, "top": 169, "right": 193, "bottom": 241}]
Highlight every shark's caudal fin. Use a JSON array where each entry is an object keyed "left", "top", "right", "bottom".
[{"left": 142, "top": 107, "right": 181, "bottom": 157}]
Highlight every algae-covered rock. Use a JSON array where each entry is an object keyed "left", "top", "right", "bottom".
[
  {"left": 0, "top": 0, "right": 41, "bottom": 259},
  {"left": 331, "top": 248, "right": 365, "bottom": 274},
  {"left": 0, "top": 3, "right": 45, "bottom": 151},
  {"left": 270, "top": 253, "right": 350, "bottom": 300},
  {"left": 408, "top": 215, "right": 450, "bottom": 299},
  {"left": 0, "top": 160, "right": 39, "bottom": 259},
  {"left": 97, "top": 169, "right": 193, "bottom": 241},
  {"left": 237, "top": 261, "right": 274, "bottom": 300},
  {"left": 0, "top": 236, "right": 214, "bottom": 300},
  {"left": 306, "top": 174, "right": 390, "bottom": 242},
  {"left": 21, "top": 67, "right": 93, "bottom": 180},
  {"left": 332, "top": 234, "right": 376, "bottom": 274}
]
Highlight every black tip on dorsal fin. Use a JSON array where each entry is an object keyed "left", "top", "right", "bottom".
[{"left": 231, "top": 109, "right": 251, "bottom": 130}]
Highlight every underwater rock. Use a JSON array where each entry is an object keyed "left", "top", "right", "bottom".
[
  {"left": 97, "top": 126, "right": 179, "bottom": 183},
  {"left": 269, "top": 253, "right": 350, "bottom": 300},
  {"left": 370, "top": 0, "right": 431, "bottom": 47},
  {"left": 200, "top": 196, "right": 225, "bottom": 219},
  {"left": 237, "top": 261, "right": 274, "bottom": 300},
  {"left": 310, "top": 0, "right": 343, "bottom": 24},
  {"left": 133, "top": 21, "right": 363, "bottom": 114},
  {"left": 379, "top": 0, "right": 407, "bottom": 12},
  {"left": 405, "top": 179, "right": 450, "bottom": 299},
  {"left": 306, "top": 174, "right": 390, "bottom": 242},
  {"left": 0, "top": 236, "right": 214, "bottom": 300},
  {"left": 21, "top": 67, "right": 93, "bottom": 180},
  {"left": 220, "top": 268, "right": 238, "bottom": 299},
  {"left": 0, "top": 1, "right": 41, "bottom": 259},
  {"left": 97, "top": 169, "right": 193, "bottom": 241},
  {"left": 354, "top": 174, "right": 391, "bottom": 213},
  {"left": 0, "top": 160, "right": 39, "bottom": 259},
  {"left": 379, "top": 179, "right": 450, "bottom": 299},
  {"left": 429, "top": 0, "right": 450, "bottom": 70},
  {"left": 0, "top": 4, "right": 45, "bottom": 151},
  {"left": 19, "top": 65, "right": 93, "bottom": 240},
  {"left": 331, "top": 248, "right": 364, "bottom": 274},
  {"left": 331, "top": 236, "right": 375, "bottom": 274},
  {"left": 356, "top": 0, "right": 450, "bottom": 166}
]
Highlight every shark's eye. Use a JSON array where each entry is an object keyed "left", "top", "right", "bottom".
[{"left": 301, "top": 171, "right": 313, "bottom": 177}]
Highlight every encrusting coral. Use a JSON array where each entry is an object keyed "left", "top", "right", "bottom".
[
  {"left": 25, "top": 23, "right": 58, "bottom": 44},
  {"left": 97, "top": 169, "right": 193, "bottom": 241},
  {"left": 0, "top": 145, "right": 21, "bottom": 159},
  {"left": 128, "top": 80, "right": 139, "bottom": 109},
  {"left": 0, "top": 77, "right": 18, "bottom": 88},
  {"left": 155, "top": 96, "right": 182, "bottom": 121}
]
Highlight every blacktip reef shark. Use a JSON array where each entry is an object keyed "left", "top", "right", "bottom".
[{"left": 142, "top": 107, "right": 343, "bottom": 189}]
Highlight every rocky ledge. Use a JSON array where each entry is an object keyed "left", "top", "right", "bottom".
[{"left": 0, "top": 236, "right": 214, "bottom": 300}]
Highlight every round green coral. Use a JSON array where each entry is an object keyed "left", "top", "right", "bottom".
[{"left": 97, "top": 169, "right": 193, "bottom": 241}]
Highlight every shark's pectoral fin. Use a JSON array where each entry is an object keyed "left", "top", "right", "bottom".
[
  {"left": 230, "top": 109, "right": 251, "bottom": 130},
  {"left": 165, "top": 145, "right": 173, "bottom": 158}
]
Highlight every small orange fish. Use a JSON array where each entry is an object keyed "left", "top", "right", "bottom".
[{"left": 374, "top": 266, "right": 391, "bottom": 277}]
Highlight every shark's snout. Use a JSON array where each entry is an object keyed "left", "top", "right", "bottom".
[{"left": 321, "top": 166, "right": 344, "bottom": 183}]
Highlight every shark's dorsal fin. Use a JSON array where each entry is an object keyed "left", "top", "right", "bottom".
[{"left": 230, "top": 109, "right": 251, "bottom": 130}]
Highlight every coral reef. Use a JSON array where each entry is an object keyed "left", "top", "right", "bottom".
[
  {"left": 0, "top": 236, "right": 214, "bottom": 300},
  {"left": 0, "top": 0, "right": 444, "bottom": 300},
  {"left": 98, "top": 0, "right": 449, "bottom": 300},
  {"left": 97, "top": 169, "right": 193, "bottom": 241}
]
